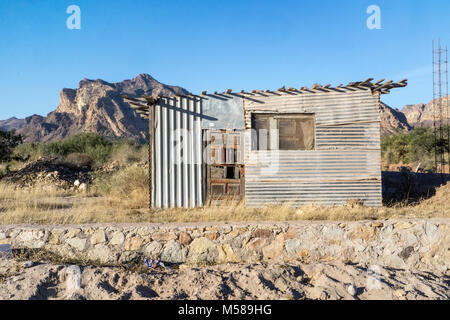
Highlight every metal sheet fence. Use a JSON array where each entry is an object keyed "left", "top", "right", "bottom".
[{"left": 152, "top": 97, "right": 203, "bottom": 208}]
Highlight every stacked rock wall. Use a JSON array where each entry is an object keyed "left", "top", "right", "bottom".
[{"left": 0, "top": 219, "right": 448, "bottom": 271}]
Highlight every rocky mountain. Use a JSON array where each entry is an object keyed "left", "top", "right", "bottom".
[
  {"left": 379, "top": 102, "right": 411, "bottom": 136},
  {"left": 13, "top": 74, "right": 188, "bottom": 142},
  {"left": 401, "top": 95, "right": 450, "bottom": 128},
  {"left": 0, "top": 117, "right": 25, "bottom": 131},
  {"left": 2, "top": 75, "right": 447, "bottom": 141}
]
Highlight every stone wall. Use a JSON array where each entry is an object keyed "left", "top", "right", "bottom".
[{"left": 0, "top": 219, "right": 448, "bottom": 271}]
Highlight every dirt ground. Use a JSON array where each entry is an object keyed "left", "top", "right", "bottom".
[{"left": 1, "top": 258, "right": 448, "bottom": 300}]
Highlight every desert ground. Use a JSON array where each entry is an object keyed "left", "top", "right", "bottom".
[
  {"left": 1, "top": 258, "right": 448, "bottom": 300},
  {"left": 1, "top": 157, "right": 449, "bottom": 300}
]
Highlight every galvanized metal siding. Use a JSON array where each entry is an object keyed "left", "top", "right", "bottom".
[
  {"left": 152, "top": 96, "right": 203, "bottom": 208},
  {"left": 316, "top": 122, "right": 380, "bottom": 149},
  {"left": 244, "top": 89, "right": 382, "bottom": 207},
  {"left": 244, "top": 89, "right": 380, "bottom": 128}
]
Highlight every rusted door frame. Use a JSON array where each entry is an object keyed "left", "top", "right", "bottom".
[{"left": 203, "top": 129, "right": 245, "bottom": 204}]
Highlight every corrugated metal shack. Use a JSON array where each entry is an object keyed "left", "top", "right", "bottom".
[{"left": 124, "top": 78, "right": 407, "bottom": 208}]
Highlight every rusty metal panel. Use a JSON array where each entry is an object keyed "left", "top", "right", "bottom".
[
  {"left": 243, "top": 89, "right": 380, "bottom": 129},
  {"left": 243, "top": 89, "right": 382, "bottom": 207},
  {"left": 152, "top": 96, "right": 203, "bottom": 208}
]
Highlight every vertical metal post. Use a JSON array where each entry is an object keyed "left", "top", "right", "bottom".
[
  {"left": 446, "top": 46, "right": 449, "bottom": 174},
  {"left": 438, "top": 39, "right": 443, "bottom": 177},
  {"left": 432, "top": 40, "right": 437, "bottom": 173},
  {"left": 149, "top": 104, "right": 154, "bottom": 210}
]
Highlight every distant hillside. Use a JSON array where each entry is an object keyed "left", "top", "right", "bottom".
[
  {"left": 0, "top": 117, "right": 25, "bottom": 131},
  {"left": 379, "top": 95, "right": 450, "bottom": 136},
  {"left": 401, "top": 95, "right": 450, "bottom": 128},
  {"left": 11, "top": 74, "right": 188, "bottom": 142},
  {"left": 379, "top": 102, "right": 411, "bottom": 136}
]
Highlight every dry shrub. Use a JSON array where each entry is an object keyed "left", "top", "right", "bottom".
[
  {"left": 0, "top": 180, "right": 448, "bottom": 225},
  {"left": 64, "top": 152, "right": 93, "bottom": 168},
  {"left": 110, "top": 143, "right": 148, "bottom": 167},
  {"left": 92, "top": 164, "right": 149, "bottom": 208}
]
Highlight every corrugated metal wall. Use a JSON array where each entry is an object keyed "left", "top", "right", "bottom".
[
  {"left": 243, "top": 88, "right": 382, "bottom": 207},
  {"left": 152, "top": 96, "right": 203, "bottom": 208}
]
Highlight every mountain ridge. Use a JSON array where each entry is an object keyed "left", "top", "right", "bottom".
[
  {"left": 6, "top": 74, "right": 188, "bottom": 143},
  {"left": 1, "top": 75, "right": 448, "bottom": 140}
]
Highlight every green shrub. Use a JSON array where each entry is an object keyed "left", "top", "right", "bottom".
[
  {"left": 13, "top": 142, "right": 43, "bottom": 161},
  {"left": 382, "top": 126, "right": 449, "bottom": 170},
  {"left": 42, "top": 133, "right": 113, "bottom": 166},
  {"left": 11, "top": 132, "right": 148, "bottom": 169},
  {"left": 0, "top": 130, "right": 23, "bottom": 162}
]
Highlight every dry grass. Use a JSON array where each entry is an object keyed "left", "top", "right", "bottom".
[{"left": 0, "top": 180, "right": 448, "bottom": 225}]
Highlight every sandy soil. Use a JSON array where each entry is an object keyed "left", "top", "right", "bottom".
[{"left": 1, "top": 258, "right": 448, "bottom": 300}]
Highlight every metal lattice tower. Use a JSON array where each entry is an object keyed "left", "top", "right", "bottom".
[
  {"left": 432, "top": 39, "right": 450, "bottom": 175},
  {"left": 446, "top": 45, "right": 449, "bottom": 174}
]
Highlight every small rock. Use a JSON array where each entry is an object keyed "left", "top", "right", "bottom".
[
  {"left": 87, "top": 244, "right": 117, "bottom": 264},
  {"left": 78, "top": 183, "right": 87, "bottom": 192},
  {"left": 74, "top": 180, "right": 81, "bottom": 187},
  {"left": 65, "top": 228, "right": 81, "bottom": 239},
  {"left": 152, "top": 232, "right": 177, "bottom": 242},
  {"left": 22, "top": 261, "right": 34, "bottom": 268},
  {"left": 65, "top": 265, "right": 82, "bottom": 292},
  {"left": 65, "top": 237, "right": 87, "bottom": 251},
  {"left": 262, "top": 234, "right": 285, "bottom": 259},
  {"left": 285, "top": 239, "right": 302, "bottom": 255},
  {"left": 0, "top": 244, "right": 13, "bottom": 259},
  {"left": 110, "top": 232, "right": 125, "bottom": 246},
  {"left": 251, "top": 229, "right": 272, "bottom": 238},
  {"left": 205, "top": 232, "right": 219, "bottom": 241},
  {"left": 394, "top": 289, "right": 406, "bottom": 298},
  {"left": 347, "top": 284, "right": 357, "bottom": 296},
  {"left": 144, "top": 241, "right": 163, "bottom": 259},
  {"left": 161, "top": 240, "right": 184, "bottom": 263},
  {"left": 394, "top": 221, "right": 414, "bottom": 230},
  {"left": 119, "top": 251, "right": 140, "bottom": 264},
  {"left": 178, "top": 232, "right": 193, "bottom": 246},
  {"left": 124, "top": 235, "right": 143, "bottom": 251},
  {"left": 90, "top": 229, "right": 106, "bottom": 245},
  {"left": 320, "top": 291, "right": 330, "bottom": 300},
  {"left": 371, "top": 222, "right": 384, "bottom": 228}
]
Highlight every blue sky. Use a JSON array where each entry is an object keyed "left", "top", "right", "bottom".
[{"left": 0, "top": 0, "right": 449, "bottom": 119}]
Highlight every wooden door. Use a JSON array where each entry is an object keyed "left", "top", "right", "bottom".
[{"left": 204, "top": 129, "right": 245, "bottom": 203}]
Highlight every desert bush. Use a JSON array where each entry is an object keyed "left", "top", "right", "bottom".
[
  {"left": 92, "top": 164, "right": 149, "bottom": 207},
  {"left": 381, "top": 126, "right": 449, "bottom": 170},
  {"left": 42, "top": 133, "right": 113, "bottom": 166},
  {"left": 110, "top": 141, "right": 148, "bottom": 166},
  {"left": 10, "top": 133, "right": 149, "bottom": 170},
  {"left": 0, "top": 130, "right": 23, "bottom": 162},
  {"left": 63, "top": 152, "right": 93, "bottom": 168},
  {"left": 13, "top": 142, "right": 43, "bottom": 161}
]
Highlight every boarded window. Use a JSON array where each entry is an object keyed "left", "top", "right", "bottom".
[{"left": 252, "top": 114, "right": 315, "bottom": 150}]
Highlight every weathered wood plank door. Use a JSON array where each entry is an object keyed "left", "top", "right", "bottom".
[{"left": 204, "top": 129, "right": 245, "bottom": 203}]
